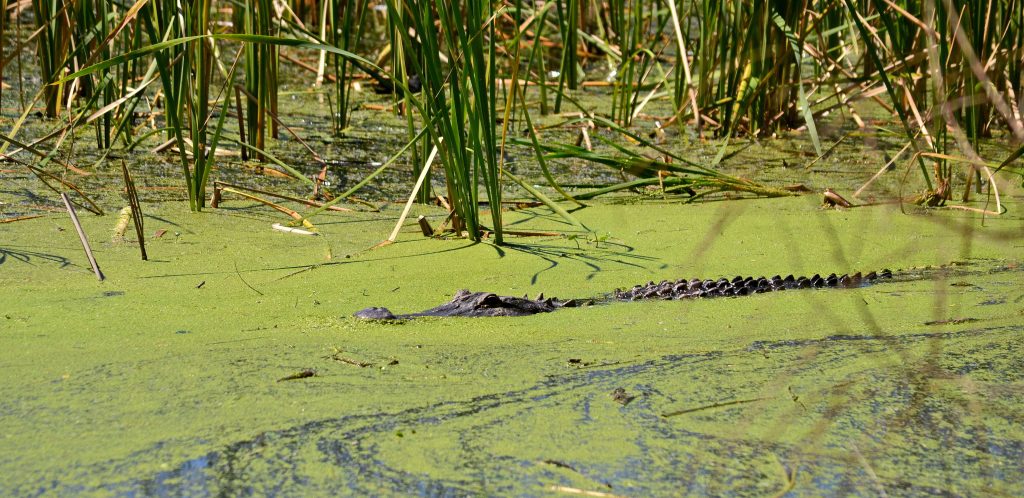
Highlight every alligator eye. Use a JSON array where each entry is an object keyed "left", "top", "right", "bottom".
[{"left": 478, "top": 293, "right": 504, "bottom": 307}]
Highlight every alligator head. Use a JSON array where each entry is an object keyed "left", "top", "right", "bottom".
[{"left": 354, "top": 289, "right": 579, "bottom": 320}]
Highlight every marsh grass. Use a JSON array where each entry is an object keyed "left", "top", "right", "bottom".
[
  {"left": 4, "top": 0, "right": 1023, "bottom": 221},
  {"left": 326, "top": 0, "right": 367, "bottom": 132},
  {"left": 142, "top": 0, "right": 209, "bottom": 211},
  {"left": 382, "top": 0, "right": 507, "bottom": 241},
  {"left": 240, "top": 0, "right": 280, "bottom": 156},
  {"left": 31, "top": 0, "right": 71, "bottom": 117}
]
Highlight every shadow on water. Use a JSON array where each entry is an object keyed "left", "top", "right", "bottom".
[
  {"left": 140, "top": 234, "right": 666, "bottom": 284},
  {"left": 497, "top": 240, "right": 663, "bottom": 285},
  {"left": 104, "top": 321, "right": 1024, "bottom": 496},
  {"left": 0, "top": 246, "right": 72, "bottom": 268}
]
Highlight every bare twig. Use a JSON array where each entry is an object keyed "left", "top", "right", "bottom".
[
  {"left": 388, "top": 143, "right": 440, "bottom": 242},
  {"left": 121, "top": 161, "right": 147, "bottom": 261},
  {"left": 662, "top": 397, "right": 765, "bottom": 418},
  {"left": 547, "top": 485, "right": 625, "bottom": 498},
  {"left": 61, "top": 193, "right": 103, "bottom": 281}
]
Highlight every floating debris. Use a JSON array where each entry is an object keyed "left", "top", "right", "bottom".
[
  {"left": 271, "top": 223, "right": 318, "bottom": 236},
  {"left": 277, "top": 369, "right": 316, "bottom": 382},
  {"left": 610, "top": 388, "right": 636, "bottom": 406}
]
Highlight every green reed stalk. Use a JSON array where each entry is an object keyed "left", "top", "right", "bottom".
[
  {"left": 243, "top": 0, "right": 280, "bottom": 158},
  {"left": 0, "top": 0, "right": 7, "bottom": 108},
  {"left": 71, "top": 0, "right": 116, "bottom": 148},
  {"left": 610, "top": 0, "right": 639, "bottom": 125},
  {"left": 522, "top": 1, "right": 552, "bottom": 115},
  {"left": 960, "top": 1, "right": 986, "bottom": 148},
  {"left": 386, "top": 0, "right": 466, "bottom": 231},
  {"left": 329, "top": 0, "right": 366, "bottom": 132},
  {"left": 461, "top": 0, "right": 503, "bottom": 241},
  {"left": 842, "top": 0, "right": 932, "bottom": 188},
  {"left": 138, "top": 0, "right": 217, "bottom": 211},
  {"left": 188, "top": 0, "right": 213, "bottom": 208},
  {"left": 553, "top": 0, "right": 578, "bottom": 113},
  {"left": 381, "top": 0, "right": 505, "bottom": 241},
  {"left": 384, "top": 1, "right": 429, "bottom": 202},
  {"left": 689, "top": 1, "right": 825, "bottom": 142},
  {"left": 32, "top": 0, "right": 71, "bottom": 117}
]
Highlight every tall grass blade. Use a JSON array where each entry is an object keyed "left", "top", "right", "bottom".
[
  {"left": 841, "top": 0, "right": 932, "bottom": 189},
  {"left": 769, "top": 6, "right": 822, "bottom": 157}
]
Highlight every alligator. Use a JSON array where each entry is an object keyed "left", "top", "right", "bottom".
[{"left": 353, "top": 269, "right": 893, "bottom": 320}]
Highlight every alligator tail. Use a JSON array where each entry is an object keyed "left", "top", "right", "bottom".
[{"left": 614, "top": 269, "right": 893, "bottom": 301}]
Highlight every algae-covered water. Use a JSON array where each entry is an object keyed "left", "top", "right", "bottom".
[
  {"left": 2, "top": 50, "right": 1024, "bottom": 494},
  {"left": 2, "top": 186, "right": 1023, "bottom": 495}
]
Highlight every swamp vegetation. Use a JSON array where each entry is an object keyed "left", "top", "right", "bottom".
[{"left": 1, "top": 0, "right": 1024, "bottom": 495}]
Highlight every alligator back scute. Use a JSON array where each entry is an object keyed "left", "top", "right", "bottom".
[
  {"left": 355, "top": 269, "right": 896, "bottom": 319},
  {"left": 613, "top": 270, "right": 892, "bottom": 301}
]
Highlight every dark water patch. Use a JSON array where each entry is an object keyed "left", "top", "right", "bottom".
[
  {"left": 747, "top": 325, "right": 1021, "bottom": 353},
  {"left": 75, "top": 324, "right": 1024, "bottom": 496}
]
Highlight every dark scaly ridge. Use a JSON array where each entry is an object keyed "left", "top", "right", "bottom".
[
  {"left": 353, "top": 269, "right": 894, "bottom": 319},
  {"left": 611, "top": 270, "right": 892, "bottom": 301}
]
